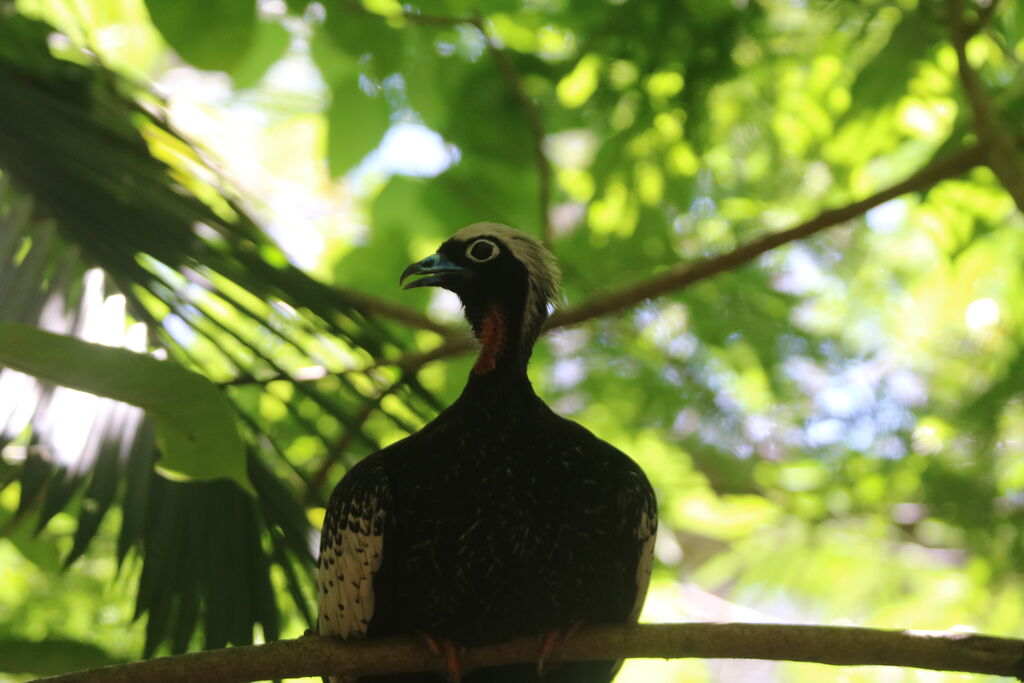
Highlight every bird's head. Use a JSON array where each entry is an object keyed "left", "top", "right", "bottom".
[{"left": 400, "top": 222, "right": 559, "bottom": 373}]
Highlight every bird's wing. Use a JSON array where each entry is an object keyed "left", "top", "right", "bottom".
[
  {"left": 610, "top": 466, "right": 657, "bottom": 680},
  {"left": 628, "top": 502, "right": 657, "bottom": 623},
  {"left": 617, "top": 463, "right": 657, "bottom": 622},
  {"left": 318, "top": 457, "right": 390, "bottom": 640}
]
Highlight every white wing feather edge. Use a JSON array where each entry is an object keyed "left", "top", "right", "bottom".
[{"left": 317, "top": 496, "right": 385, "bottom": 683}]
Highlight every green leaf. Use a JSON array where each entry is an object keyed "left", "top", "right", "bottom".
[
  {"left": 310, "top": 22, "right": 360, "bottom": 86},
  {"left": 0, "top": 324, "right": 252, "bottom": 494},
  {"left": 0, "top": 14, "right": 56, "bottom": 72},
  {"left": 325, "top": 75, "right": 391, "bottom": 176},
  {"left": 284, "top": 0, "right": 313, "bottom": 15},
  {"left": 845, "top": 7, "right": 944, "bottom": 122},
  {"left": 403, "top": 33, "right": 457, "bottom": 131},
  {"left": 16, "top": 450, "right": 55, "bottom": 516},
  {"left": 229, "top": 20, "right": 292, "bottom": 90},
  {"left": 64, "top": 413, "right": 135, "bottom": 567},
  {"left": 2, "top": 523, "right": 61, "bottom": 572},
  {"left": 144, "top": 0, "right": 257, "bottom": 72},
  {"left": 0, "top": 638, "right": 123, "bottom": 676},
  {"left": 320, "top": 5, "right": 404, "bottom": 78}
]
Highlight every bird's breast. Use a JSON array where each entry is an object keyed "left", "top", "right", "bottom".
[{"left": 377, "top": 430, "right": 632, "bottom": 644}]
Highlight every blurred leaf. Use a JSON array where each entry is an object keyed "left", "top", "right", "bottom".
[
  {"left": 284, "top": 0, "right": 313, "bottom": 15},
  {"left": 0, "top": 324, "right": 251, "bottom": 494},
  {"left": 0, "top": 637, "right": 123, "bottom": 675},
  {"left": 0, "top": 8, "right": 424, "bottom": 655},
  {"left": 963, "top": 347, "right": 1024, "bottom": 433},
  {"left": 2, "top": 523, "right": 61, "bottom": 572},
  {"left": 135, "top": 475, "right": 277, "bottom": 656},
  {"left": 310, "top": 20, "right": 359, "bottom": 86},
  {"left": 403, "top": 31, "right": 461, "bottom": 131},
  {"left": 320, "top": 6, "right": 403, "bottom": 78},
  {"left": 16, "top": 450, "right": 55, "bottom": 516},
  {"left": 229, "top": 20, "right": 292, "bottom": 90},
  {"left": 845, "top": 7, "right": 944, "bottom": 122},
  {"left": 6, "top": 0, "right": 1024, "bottom": 670},
  {"left": 443, "top": 61, "right": 533, "bottom": 164},
  {"left": 143, "top": 0, "right": 257, "bottom": 72},
  {"left": 325, "top": 75, "right": 392, "bottom": 176}
]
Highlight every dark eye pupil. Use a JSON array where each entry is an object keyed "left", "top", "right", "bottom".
[{"left": 470, "top": 241, "right": 494, "bottom": 260}]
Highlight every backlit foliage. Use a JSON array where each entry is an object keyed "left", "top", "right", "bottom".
[{"left": 1, "top": 0, "right": 1023, "bottom": 680}]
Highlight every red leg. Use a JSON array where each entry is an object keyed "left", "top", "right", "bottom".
[
  {"left": 419, "top": 633, "right": 464, "bottom": 682},
  {"left": 536, "top": 621, "right": 584, "bottom": 676}
]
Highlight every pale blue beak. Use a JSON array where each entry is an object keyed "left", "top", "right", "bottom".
[{"left": 400, "top": 253, "right": 468, "bottom": 290}]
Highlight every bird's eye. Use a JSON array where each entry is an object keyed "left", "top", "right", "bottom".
[{"left": 466, "top": 239, "right": 499, "bottom": 263}]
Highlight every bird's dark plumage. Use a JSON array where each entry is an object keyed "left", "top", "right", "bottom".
[{"left": 318, "top": 223, "right": 657, "bottom": 682}]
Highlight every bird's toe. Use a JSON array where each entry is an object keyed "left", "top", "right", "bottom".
[{"left": 419, "top": 632, "right": 464, "bottom": 682}]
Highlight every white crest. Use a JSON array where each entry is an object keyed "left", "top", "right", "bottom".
[{"left": 451, "top": 222, "right": 560, "bottom": 345}]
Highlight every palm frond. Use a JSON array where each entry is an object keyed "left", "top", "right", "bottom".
[{"left": 0, "top": 10, "right": 437, "bottom": 655}]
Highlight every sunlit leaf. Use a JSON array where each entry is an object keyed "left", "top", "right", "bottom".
[
  {"left": 0, "top": 324, "right": 252, "bottom": 494},
  {"left": 325, "top": 75, "right": 392, "bottom": 176},
  {"left": 0, "top": 637, "right": 123, "bottom": 676},
  {"left": 229, "top": 20, "right": 292, "bottom": 90},
  {"left": 143, "top": 0, "right": 257, "bottom": 72}
]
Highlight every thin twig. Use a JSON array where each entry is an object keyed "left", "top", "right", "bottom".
[
  {"left": 394, "top": 333, "right": 476, "bottom": 371},
  {"left": 220, "top": 366, "right": 332, "bottom": 387},
  {"left": 968, "top": 0, "right": 1002, "bottom": 34},
  {"left": 470, "top": 14, "right": 554, "bottom": 247},
  {"left": 30, "top": 622, "right": 1024, "bottom": 683},
  {"left": 220, "top": 336, "right": 475, "bottom": 387},
  {"left": 336, "top": 3, "right": 554, "bottom": 291},
  {"left": 947, "top": 0, "right": 1024, "bottom": 211},
  {"left": 339, "top": 4, "right": 552, "bottom": 244},
  {"left": 307, "top": 375, "right": 403, "bottom": 498},
  {"left": 308, "top": 402, "right": 374, "bottom": 495},
  {"left": 334, "top": 286, "right": 460, "bottom": 337}
]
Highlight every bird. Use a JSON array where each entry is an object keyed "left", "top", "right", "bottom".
[{"left": 317, "top": 222, "right": 657, "bottom": 682}]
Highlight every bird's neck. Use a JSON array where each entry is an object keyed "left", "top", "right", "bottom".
[
  {"left": 467, "top": 300, "right": 538, "bottom": 378},
  {"left": 454, "top": 298, "right": 547, "bottom": 425},
  {"left": 461, "top": 359, "right": 537, "bottom": 403}
]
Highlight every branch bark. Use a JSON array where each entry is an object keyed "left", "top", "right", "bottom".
[
  {"left": 968, "top": 0, "right": 1002, "bottom": 34},
  {"left": 306, "top": 140, "right": 991, "bottom": 385},
  {"left": 31, "top": 622, "right": 1024, "bottom": 683},
  {"left": 383, "top": 143, "right": 985, "bottom": 371},
  {"left": 332, "top": 10, "right": 1001, "bottom": 342},
  {"left": 545, "top": 144, "right": 986, "bottom": 329},
  {"left": 946, "top": 0, "right": 1024, "bottom": 211},
  {"left": 327, "top": 5, "right": 1019, "bottom": 348}
]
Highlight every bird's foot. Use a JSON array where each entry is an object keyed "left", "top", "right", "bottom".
[
  {"left": 419, "top": 632, "right": 464, "bottom": 683},
  {"left": 536, "top": 621, "right": 584, "bottom": 677}
]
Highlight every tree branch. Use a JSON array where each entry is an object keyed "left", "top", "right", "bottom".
[
  {"left": 31, "top": 622, "right": 1024, "bottom": 683},
  {"left": 307, "top": 372, "right": 406, "bottom": 499},
  {"left": 394, "top": 334, "right": 475, "bottom": 371},
  {"left": 321, "top": 141, "right": 1006, "bottom": 437},
  {"left": 967, "top": 0, "right": 1002, "bottom": 38},
  {"left": 385, "top": 144, "right": 985, "bottom": 371},
  {"left": 946, "top": 0, "right": 1024, "bottom": 211},
  {"left": 545, "top": 144, "right": 986, "bottom": 330},
  {"left": 317, "top": 141, "right": 992, "bottom": 385}
]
